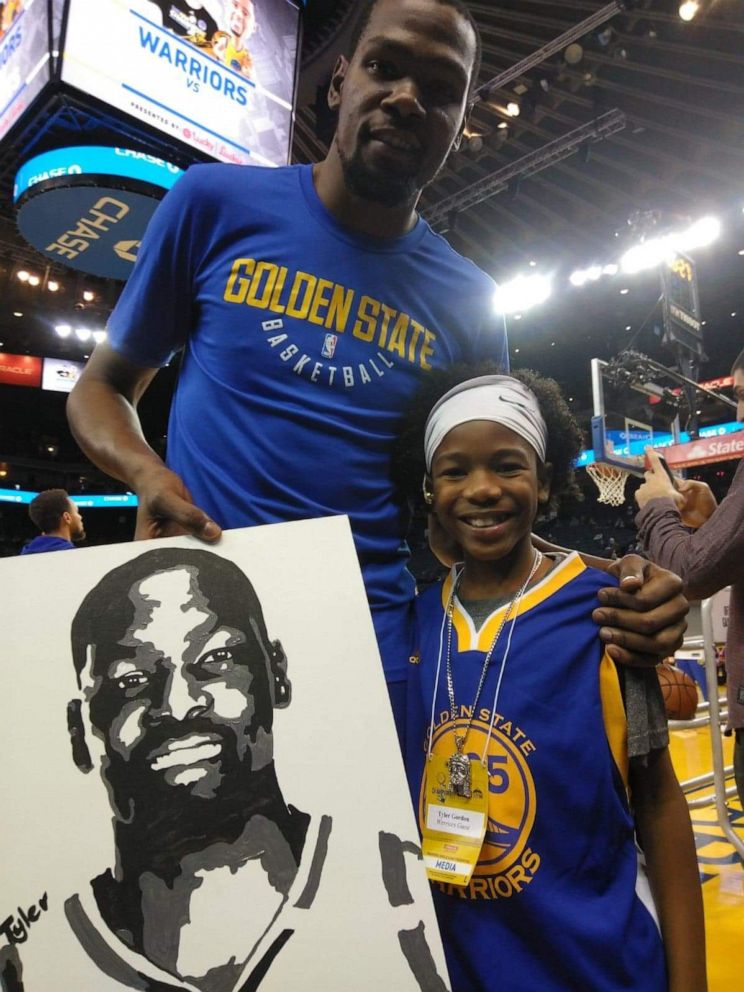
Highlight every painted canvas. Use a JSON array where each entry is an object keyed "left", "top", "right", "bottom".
[{"left": 0, "top": 517, "right": 449, "bottom": 991}]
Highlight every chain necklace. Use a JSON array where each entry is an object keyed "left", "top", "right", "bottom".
[{"left": 443, "top": 550, "right": 543, "bottom": 797}]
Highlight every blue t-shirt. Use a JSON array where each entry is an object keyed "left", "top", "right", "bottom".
[
  {"left": 108, "top": 163, "right": 508, "bottom": 679},
  {"left": 406, "top": 555, "right": 666, "bottom": 991},
  {"left": 20, "top": 536, "right": 75, "bottom": 554}
]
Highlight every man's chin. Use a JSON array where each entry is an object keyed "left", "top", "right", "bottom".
[
  {"left": 341, "top": 156, "right": 421, "bottom": 208},
  {"left": 106, "top": 764, "right": 233, "bottom": 823},
  {"left": 159, "top": 762, "right": 226, "bottom": 796}
]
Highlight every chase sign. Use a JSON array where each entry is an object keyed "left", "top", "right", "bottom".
[{"left": 14, "top": 146, "right": 183, "bottom": 280}]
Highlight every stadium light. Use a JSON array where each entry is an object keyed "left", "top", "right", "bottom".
[
  {"left": 679, "top": 2, "right": 700, "bottom": 21},
  {"left": 620, "top": 215, "right": 721, "bottom": 274},
  {"left": 570, "top": 264, "right": 608, "bottom": 287},
  {"left": 75, "top": 328, "right": 91, "bottom": 342},
  {"left": 55, "top": 323, "right": 72, "bottom": 338},
  {"left": 679, "top": 215, "right": 720, "bottom": 250},
  {"left": 494, "top": 274, "right": 552, "bottom": 314},
  {"left": 620, "top": 237, "right": 670, "bottom": 274},
  {"left": 92, "top": 330, "right": 108, "bottom": 344}
]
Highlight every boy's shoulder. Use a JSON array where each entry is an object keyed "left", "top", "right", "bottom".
[
  {"left": 579, "top": 561, "right": 619, "bottom": 591},
  {"left": 172, "top": 162, "right": 303, "bottom": 210},
  {"left": 536, "top": 551, "right": 613, "bottom": 587},
  {"left": 415, "top": 577, "right": 448, "bottom": 613}
]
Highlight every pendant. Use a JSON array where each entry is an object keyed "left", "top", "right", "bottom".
[{"left": 447, "top": 751, "right": 472, "bottom": 798}]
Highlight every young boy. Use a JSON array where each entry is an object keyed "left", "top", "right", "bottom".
[{"left": 396, "top": 366, "right": 706, "bottom": 992}]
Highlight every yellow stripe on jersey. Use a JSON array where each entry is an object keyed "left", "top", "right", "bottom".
[
  {"left": 441, "top": 553, "right": 587, "bottom": 653},
  {"left": 599, "top": 650, "right": 629, "bottom": 791}
]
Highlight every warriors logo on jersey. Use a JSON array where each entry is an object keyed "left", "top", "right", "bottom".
[{"left": 421, "top": 713, "right": 539, "bottom": 897}]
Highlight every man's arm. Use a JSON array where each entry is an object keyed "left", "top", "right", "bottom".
[
  {"left": 630, "top": 748, "right": 707, "bottom": 992},
  {"left": 636, "top": 449, "right": 744, "bottom": 600},
  {"left": 529, "top": 534, "right": 688, "bottom": 667},
  {"left": 67, "top": 343, "right": 221, "bottom": 542},
  {"left": 434, "top": 523, "right": 687, "bottom": 666}
]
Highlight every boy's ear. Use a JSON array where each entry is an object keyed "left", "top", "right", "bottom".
[
  {"left": 422, "top": 475, "right": 434, "bottom": 506},
  {"left": 537, "top": 462, "right": 553, "bottom": 505},
  {"left": 328, "top": 55, "right": 349, "bottom": 111}
]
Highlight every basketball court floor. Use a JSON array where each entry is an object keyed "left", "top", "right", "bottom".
[{"left": 669, "top": 719, "right": 743, "bottom": 989}]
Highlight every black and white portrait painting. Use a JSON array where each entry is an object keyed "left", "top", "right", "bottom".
[{"left": 0, "top": 517, "right": 449, "bottom": 991}]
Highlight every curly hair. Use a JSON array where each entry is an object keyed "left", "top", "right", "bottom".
[{"left": 392, "top": 363, "right": 584, "bottom": 513}]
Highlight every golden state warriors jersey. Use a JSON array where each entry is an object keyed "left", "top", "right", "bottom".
[{"left": 406, "top": 554, "right": 667, "bottom": 991}]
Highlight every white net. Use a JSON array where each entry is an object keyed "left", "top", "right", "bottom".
[{"left": 586, "top": 462, "right": 631, "bottom": 507}]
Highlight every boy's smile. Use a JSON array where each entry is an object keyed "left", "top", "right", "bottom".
[{"left": 430, "top": 420, "right": 551, "bottom": 592}]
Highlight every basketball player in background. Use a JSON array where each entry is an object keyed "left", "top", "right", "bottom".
[{"left": 20, "top": 489, "right": 85, "bottom": 555}]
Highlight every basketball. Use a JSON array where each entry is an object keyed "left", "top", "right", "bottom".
[{"left": 657, "top": 663, "right": 699, "bottom": 721}]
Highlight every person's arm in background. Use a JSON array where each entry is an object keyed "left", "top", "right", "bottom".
[
  {"left": 67, "top": 344, "right": 221, "bottom": 542},
  {"left": 429, "top": 514, "right": 688, "bottom": 666},
  {"left": 636, "top": 448, "right": 744, "bottom": 600},
  {"left": 630, "top": 747, "right": 707, "bottom": 992}
]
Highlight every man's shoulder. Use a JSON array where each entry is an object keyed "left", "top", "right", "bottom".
[
  {"left": 417, "top": 222, "right": 496, "bottom": 292},
  {"left": 20, "top": 536, "right": 74, "bottom": 554},
  {"left": 178, "top": 162, "right": 304, "bottom": 205}
]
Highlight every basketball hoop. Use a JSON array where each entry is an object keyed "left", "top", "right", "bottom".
[{"left": 586, "top": 462, "right": 630, "bottom": 507}]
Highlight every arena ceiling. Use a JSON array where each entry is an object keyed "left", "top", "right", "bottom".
[{"left": 1, "top": 0, "right": 743, "bottom": 423}]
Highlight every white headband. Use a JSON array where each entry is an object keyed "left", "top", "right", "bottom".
[{"left": 424, "top": 375, "right": 548, "bottom": 472}]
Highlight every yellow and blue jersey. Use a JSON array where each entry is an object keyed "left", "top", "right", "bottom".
[{"left": 406, "top": 554, "right": 667, "bottom": 991}]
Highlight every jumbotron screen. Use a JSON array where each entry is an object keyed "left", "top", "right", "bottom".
[{"left": 60, "top": 0, "right": 302, "bottom": 167}]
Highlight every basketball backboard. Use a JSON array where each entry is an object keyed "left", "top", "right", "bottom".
[{"left": 590, "top": 355, "right": 682, "bottom": 476}]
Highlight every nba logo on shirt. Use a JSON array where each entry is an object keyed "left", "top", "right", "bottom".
[{"left": 321, "top": 334, "right": 338, "bottom": 359}]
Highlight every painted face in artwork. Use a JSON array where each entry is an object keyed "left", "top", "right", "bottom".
[{"left": 80, "top": 565, "right": 279, "bottom": 817}]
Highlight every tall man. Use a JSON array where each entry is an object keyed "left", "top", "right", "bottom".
[
  {"left": 20, "top": 488, "right": 85, "bottom": 554},
  {"left": 636, "top": 347, "right": 744, "bottom": 808},
  {"left": 67, "top": 0, "right": 686, "bottom": 721}
]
